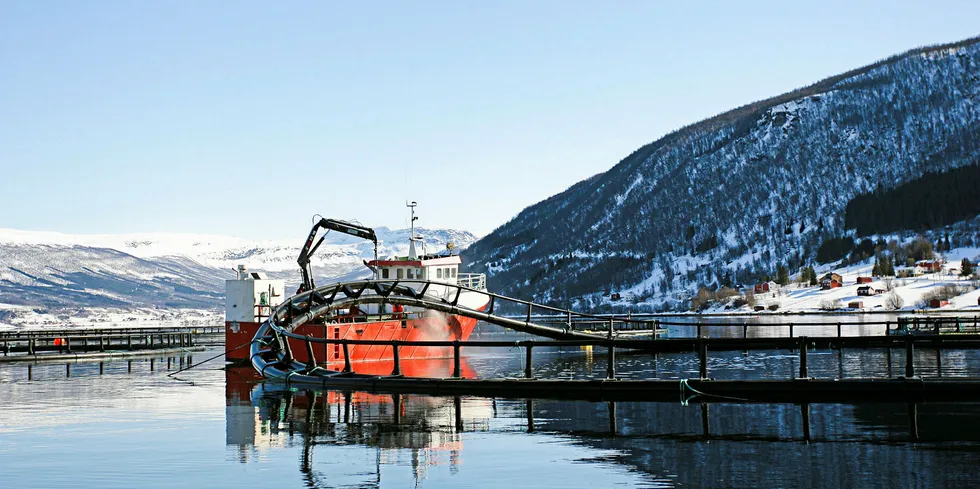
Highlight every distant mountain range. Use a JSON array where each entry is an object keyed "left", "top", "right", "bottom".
[
  {"left": 463, "top": 35, "right": 980, "bottom": 312},
  {"left": 0, "top": 227, "right": 477, "bottom": 314}
]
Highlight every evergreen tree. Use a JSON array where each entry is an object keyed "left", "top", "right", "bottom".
[
  {"left": 776, "top": 264, "right": 789, "bottom": 286},
  {"left": 872, "top": 256, "right": 881, "bottom": 277},
  {"left": 884, "top": 256, "right": 895, "bottom": 276},
  {"left": 808, "top": 266, "right": 818, "bottom": 286},
  {"left": 962, "top": 258, "right": 974, "bottom": 277}
]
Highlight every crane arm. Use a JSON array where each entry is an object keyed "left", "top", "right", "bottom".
[{"left": 297, "top": 218, "right": 378, "bottom": 292}]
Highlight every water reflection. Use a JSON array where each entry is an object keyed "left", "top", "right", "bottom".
[
  {"left": 225, "top": 366, "right": 492, "bottom": 488},
  {"left": 225, "top": 365, "right": 980, "bottom": 488}
]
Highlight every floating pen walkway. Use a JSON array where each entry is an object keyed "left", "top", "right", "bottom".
[{"left": 0, "top": 326, "right": 219, "bottom": 362}]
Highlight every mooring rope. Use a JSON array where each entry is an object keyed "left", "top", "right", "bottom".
[{"left": 165, "top": 340, "right": 253, "bottom": 378}]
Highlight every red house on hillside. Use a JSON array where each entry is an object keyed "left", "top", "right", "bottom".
[
  {"left": 820, "top": 273, "right": 843, "bottom": 290},
  {"left": 915, "top": 260, "right": 944, "bottom": 273},
  {"left": 856, "top": 276, "right": 873, "bottom": 284}
]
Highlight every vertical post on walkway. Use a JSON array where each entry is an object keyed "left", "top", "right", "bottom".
[
  {"left": 66, "top": 337, "right": 72, "bottom": 354},
  {"left": 837, "top": 322, "right": 842, "bottom": 338},
  {"left": 452, "top": 340, "right": 461, "bottom": 378},
  {"left": 524, "top": 342, "right": 533, "bottom": 379},
  {"left": 699, "top": 340, "right": 708, "bottom": 379},
  {"left": 799, "top": 336, "right": 808, "bottom": 378},
  {"left": 28, "top": 338, "right": 35, "bottom": 355},
  {"left": 697, "top": 321, "right": 702, "bottom": 339},
  {"left": 789, "top": 323, "right": 795, "bottom": 338},
  {"left": 743, "top": 324, "right": 748, "bottom": 339},
  {"left": 905, "top": 336, "right": 915, "bottom": 377},
  {"left": 391, "top": 341, "right": 401, "bottom": 376}
]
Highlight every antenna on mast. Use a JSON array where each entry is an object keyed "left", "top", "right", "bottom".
[{"left": 407, "top": 201, "right": 422, "bottom": 258}]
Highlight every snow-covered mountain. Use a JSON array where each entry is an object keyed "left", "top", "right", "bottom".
[
  {"left": 0, "top": 226, "right": 477, "bottom": 315},
  {"left": 463, "top": 36, "right": 980, "bottom": 312}
]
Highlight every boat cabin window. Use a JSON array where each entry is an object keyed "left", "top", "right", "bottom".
[
  {"left": 443, "top": 267, "right": 450, "bottom": 279},
  {"left": 437, "top": 268, "right": 443, "bottom": 279},
  {"left": 452, "top": 268, "right": 457, "bottom": 278},
  {"left": 397, "top": 268, "right": 404, "bottom": 279},
  {"left": 418, "top": 268, "right": 424, "bottom": 279},
  {"left": 407, "top": 268, "right": 414, "bottom": 279},
  {"left": 382, "top": 268, "right": 389, "bottom": 279}
]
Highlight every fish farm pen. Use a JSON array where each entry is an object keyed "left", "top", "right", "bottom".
[{"left": 0, "top": 326, "right": 221, "bottom": 362}]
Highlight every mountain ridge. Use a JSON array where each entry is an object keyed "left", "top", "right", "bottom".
[
  {"left": 463, "top": 35, "right": 980, "bottom": 311},
  {"left": 0, "top": 226, "right": 477, "bottom": 313}
]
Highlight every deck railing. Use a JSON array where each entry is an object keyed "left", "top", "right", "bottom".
[{"left": 456, "top": 273, "right": 486, "bottom": 291}]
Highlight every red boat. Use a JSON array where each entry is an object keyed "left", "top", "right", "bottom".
[{"left": 225, "top": 203, "right": 489, "bottom": 373}]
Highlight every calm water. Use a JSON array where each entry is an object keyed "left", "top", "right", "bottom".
[{"left": 2, "top": 335, "right": 980, "bottom": 488}]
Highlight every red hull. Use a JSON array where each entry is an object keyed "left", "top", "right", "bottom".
[{"left": 226, "top": 313, "right": 479, "bottom": 374}]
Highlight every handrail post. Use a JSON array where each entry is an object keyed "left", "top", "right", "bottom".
[
  {"left": 526, "top": 303, "right": 532, "bottom": 325},
  {"left": 699, "top": 340, "right": 708, "bottom": 379},
  {"left": 837, "top": 322, "right": 842, "bottom": 338},
  {"left": 392, "top": 341, "right": 401, "bottom": 376},
  {"left": 524, "top": 342, "right": 533, "bottom": 379},
  {"left": 789, "top": 323, "right": 794, "bottom": 338},
  {"left": 697, "top": 321, "right": 702, "bottom": 338},
  {"left": 452, "top": 340, "right": 461, "bottom": 378},
  {"left": 798, "top": 336, "right": 808, "bottom": 378},
  {"left": 342, "top": 342, "right": 352, "bottom": 373},
  {"left": 743, "top": 324, "right": 748, "bottom": 338},
  {"left": 905, "top": 336, "right": 915, "bottom": 378}
]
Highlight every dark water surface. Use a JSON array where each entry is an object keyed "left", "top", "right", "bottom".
[{"left": 2, "top": 341, "right": 980, "bottom": 488}]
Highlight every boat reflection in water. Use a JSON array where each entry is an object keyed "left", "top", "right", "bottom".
[{"left": 225, "top": 362, "right": 491, "bottom": 487}]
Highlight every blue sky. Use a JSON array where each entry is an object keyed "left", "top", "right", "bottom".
[{"left": 1, "top": 2, "right": 978, "bottom": 239}]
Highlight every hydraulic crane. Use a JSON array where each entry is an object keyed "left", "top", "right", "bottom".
[{"left": 297, "top": 217, "right": 378, "bottom": 293}]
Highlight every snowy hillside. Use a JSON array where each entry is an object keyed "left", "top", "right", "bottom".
[
  {"left": 0, "top": 226, "right": 478, "bottom": 324},
  {"left": 463, "top": 36, "right": 980, "bottom": 312},
  {"left": 711, "top": 247, "right": 980, "bottom": 314}
]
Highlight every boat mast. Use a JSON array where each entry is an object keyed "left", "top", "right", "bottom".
[{"left": 407, "top": 201, "right": 419, "bottom": 259}]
